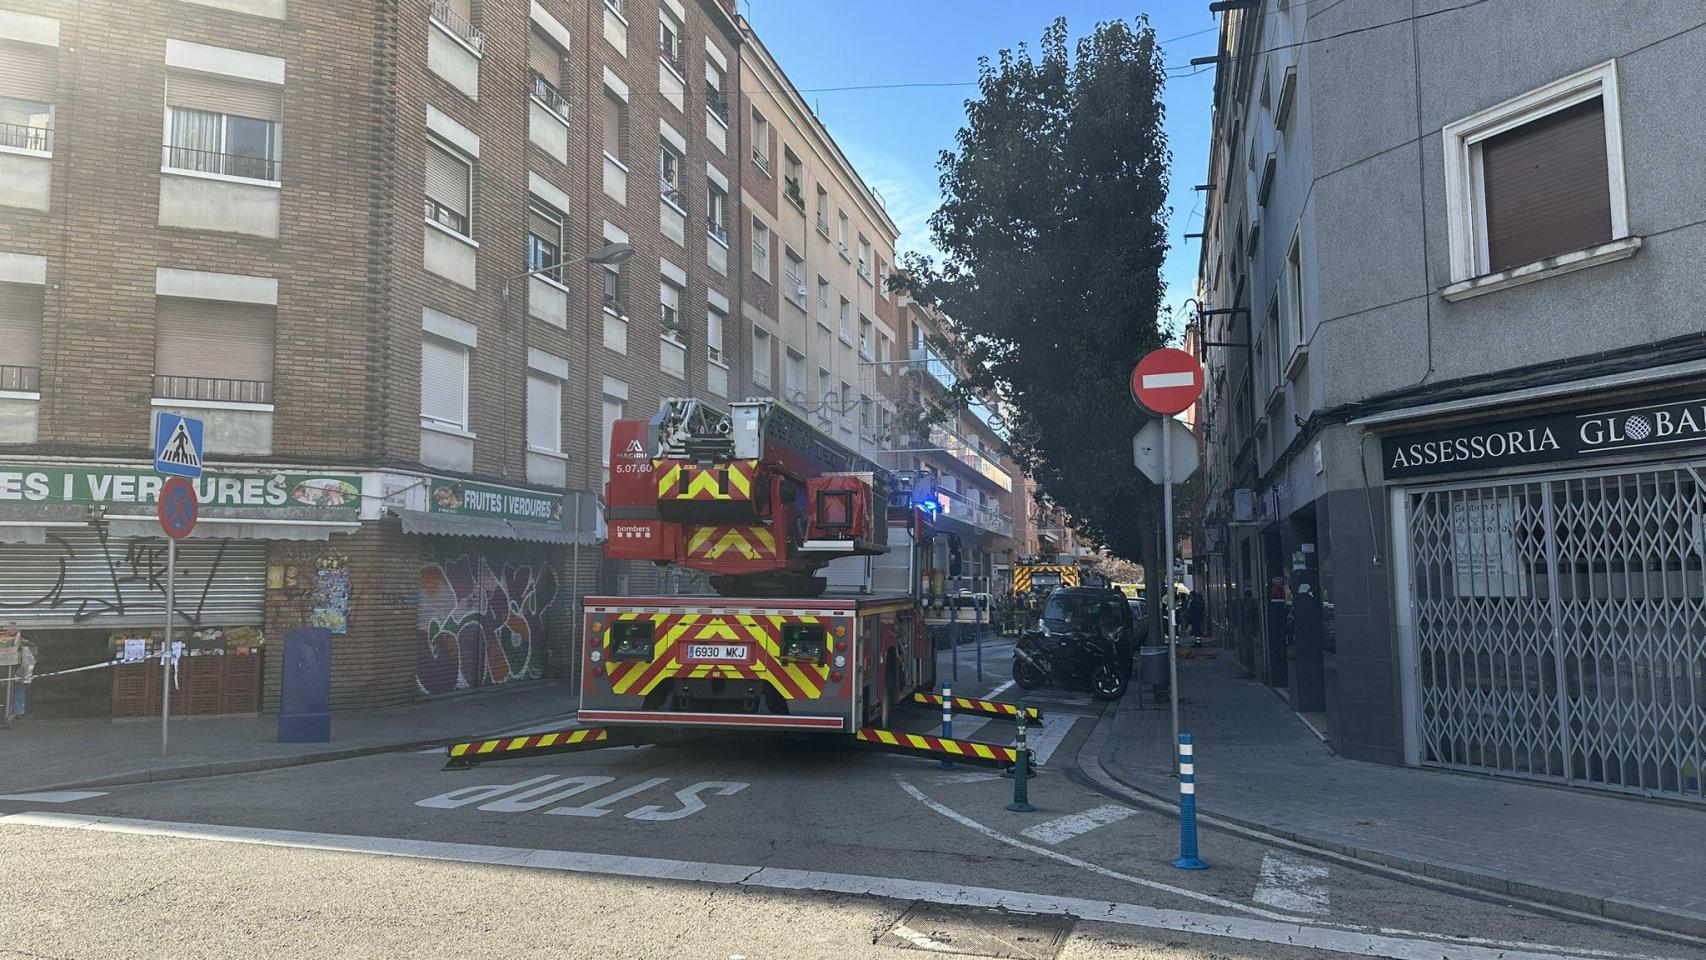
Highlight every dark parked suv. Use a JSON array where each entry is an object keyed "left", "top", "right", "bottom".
[{"left": 1037, "top": 587, "right": 1137, "bottom": 677}]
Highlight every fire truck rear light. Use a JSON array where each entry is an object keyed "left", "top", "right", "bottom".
[
  {"left": 834, "top": 655, "right": 846, "bottom": 668},
  {"left": 830, "top": 671, "right": 843, "bottom": 683},
  {"left": 833, "top": 625, "right": 846, "bottom": 637}
]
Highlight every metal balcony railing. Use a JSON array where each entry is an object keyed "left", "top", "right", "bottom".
[
  {"left": 705, "top": 88, "right": 729, "bottom": 124},
  {"left": 0, "top": 365, "right": 40, "bottom": 392},
  {"left": 154, "top": 375, "right": 272, "bottom": 404},
  {"left": 430, "top": 0, "right": 485, "bottom": 51},
  {"left": 908, "top": 343, "right": 956, "bottom": 391},
  {"left": 528, "top": 70, "right": 569, "bottom": 122},
  {"left": 0, "top": 122, "right": 51, "bottom": 152},
  {"left": 707, "top": 220, "right": 728, "bottom": 244},
  {"left": 163, "top": 144, "right": 280, "bottom": 182}
]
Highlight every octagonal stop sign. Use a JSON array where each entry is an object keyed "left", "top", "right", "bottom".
[{"left": 1131, "top": 348, "right": 1204, "bottom": 416}]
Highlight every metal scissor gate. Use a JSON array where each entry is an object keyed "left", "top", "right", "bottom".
[{"left": 1401, "top": 460, "right": 1706, "bottom": 802}]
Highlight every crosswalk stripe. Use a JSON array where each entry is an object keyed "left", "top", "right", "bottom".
[{"left": 1018, "top": 804, "right": 1138, "bottom": 845}]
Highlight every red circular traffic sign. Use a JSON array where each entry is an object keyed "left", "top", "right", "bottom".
[
  {"left": 1131, "top": 348, "right": 1205, "bottom": 416},
  {"left": 157, "top": 475, "right": 199, "bottom": 540}
]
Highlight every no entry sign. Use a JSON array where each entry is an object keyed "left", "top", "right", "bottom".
[
  {"left": 1131, "top": 348, "right": 1204, "bottom": 416},
  {"left": 157, "top": 475, "right": 199, "bottom": 540}
]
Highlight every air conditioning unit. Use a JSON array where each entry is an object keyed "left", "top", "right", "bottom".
[
  {"left": 1232, "top": 488, "right": 1256, "bottom": 523},
  {"left": 795, "top": 285, "right": 809, "bottom": 298}
]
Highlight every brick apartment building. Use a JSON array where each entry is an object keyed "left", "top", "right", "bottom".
[{"left": 0, "top": 0, "right": 902, "bottom": 719}]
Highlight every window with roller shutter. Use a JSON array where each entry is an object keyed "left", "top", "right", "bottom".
[
  {"left": 527, "top": 201, "right": 564, "bottom": 282},
  {"left": 526, "top": 372, "right": 562, "bottom": 453},
  {"left": 1481, "top": 98, "right": 1611, "bottom": 272},
  {"left": 528, "top": 32, "right": 568, "bottom": 122},
  {"left": 164, "top": 71, "right": 283, "bottom": 181},
  {"left": 425, "top": 139, "right": 472, "bottom": 235},
  {"left": 0, "top": 40, "right": 55, "bottom": 152},
  {"left": 600, "top": 90, "right": 625, "bottom": 162},
  {"left": 0, "top": 283, "right": 43, "bottom": 393},
  {"left": 420, "top": 335, "right": 469, "bottom": 431},
  {"left": 153, "top": 298, "right": 277, "bottom": 405}
]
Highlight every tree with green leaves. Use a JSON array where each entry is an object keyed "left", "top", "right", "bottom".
[{"left": 899, "top": 16, "right": 1173, "bottom": 567}]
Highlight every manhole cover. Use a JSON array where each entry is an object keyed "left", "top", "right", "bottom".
[{"left": 877, "top": 902, "right": 1074, "bottom": 959}]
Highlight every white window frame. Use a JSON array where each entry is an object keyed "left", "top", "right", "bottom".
[
  {"left": 751, "top": 218, "right": 770, "bottom": 280},
  {"left": 424, "top": 136, "right": 475, "bottom": 240},
  {"left": 659, "top": 278, "right": 685, "bottom": 344},
  {"left": 838, "top": 297, "right": 852, "bottom": 343},
  {"left": 706, "top": 304, "right": 726, "bottom": 365},
  {"left": 1441, "top": 60, "right": 1629, "bottom": 285},
  {"left": 783, "top": 247, "right": 806, "bottom": 308},
  {"left": 751, "top": 324, "right": 770, "bottom": 386},
  {"left": 420, "top": 335, "right": 470, "bottom": 432},
  {"left": 526, "top": 371, "right": 563, "bottom": 454},
  {"left": 816, "top": 277, "right": 832, "bottom": 329},
  {"left": 751, "top": 107, "right": 770, "bottom": 174}
]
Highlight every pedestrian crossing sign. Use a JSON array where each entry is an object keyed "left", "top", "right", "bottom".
[{"left": 153, "top": 412, "right": 204, "bottom": 479}]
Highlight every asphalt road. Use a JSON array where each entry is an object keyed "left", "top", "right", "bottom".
[{"left": 1, "top": 640, "right": 1699, "bottom": 960}]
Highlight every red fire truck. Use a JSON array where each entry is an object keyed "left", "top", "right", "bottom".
[{"left": 444, "top": 398, "right": 1029, "bottom": 770}]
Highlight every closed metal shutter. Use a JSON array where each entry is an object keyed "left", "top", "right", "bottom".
[
  {"left": 528, "top": 33, "right": 559, "bottom": 82},
  {"left": 1482, "top": 97, "right": 1611, "bottom": 272},
  {"left": 155, "top": 297, "right": 276, "bottom": 383},
  {"left": 599, "top": 91, "right": 622, "bottom": 157},
  {"left": 0, "top": 282, "right": 43, "bottom": 369},
  {"left": 0, "top": 41, "right": 55, "bottom": 102},
  {"left": 421, "top": 336, "right": 467, "bottom": 428},
  {"left": 424, "top": 142, "right": 469, "bottom": 216},
  {"left": 526, "top": 373, "right": 559, "bottom": 450},
  {"left": 0, "top": 529, "right": 266, "bottom": 628},
  {"left": 528, "top": 204, "right": 561, "bottom": 244},
  {"left": 166, "top": 71, "right": 283, "bottom": 122}
]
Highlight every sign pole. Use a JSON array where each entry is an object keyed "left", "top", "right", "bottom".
[
  {"left": 162, "top": 535, "right": 175, "bottom": 757},
  {"left": 1163, "top": 419, "right": 1179, "bottom": 752}
]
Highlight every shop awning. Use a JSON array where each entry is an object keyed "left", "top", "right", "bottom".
[
  {"left": 105, "top": 517, "right": 361, "bottom": 542},
  {"left": 399, "top": 509, "right": 576, "bottom": 544}
]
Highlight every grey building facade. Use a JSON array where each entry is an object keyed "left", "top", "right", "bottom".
[{"left": 1194, "top": 1, "right": 1706, "bottom": 802}]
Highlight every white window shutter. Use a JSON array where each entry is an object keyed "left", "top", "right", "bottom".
[{"left": 420, "top": 337, "right": 467, "bottom": 428}]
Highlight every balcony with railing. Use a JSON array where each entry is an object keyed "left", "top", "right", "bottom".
[
  {"left": 430, "top": 0, "right": 485, "bottom": 52},
  {"left": 163, "top": 144, "right": 280, "bottom": 182},
  {"left": 908, "top": 342, "right": 957, "bottom": 392},
  {"left": 154, "top": 375, "right": 272, "bottom": 405},
  {"left": 528, "top": 70, "right": 570, "bottom": 123},
  {"left": 1, "top": 122, "right": 51, "bottom": 153},
  {"left": 936, "top": 486, "right": 1014, "bottom": 539},
  {"left": 783, "top": 176, "right": 804, "bottom": 210},
  {"left": 705, "top": 87, "right": 729, "bottom": 125},
  {"left": 0, "top": 365, "right": 40, "bottom": 393},
  {"left": 929, "top": 422, "right": 1012, "bottom": 492}
]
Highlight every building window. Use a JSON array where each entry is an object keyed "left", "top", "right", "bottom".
[
  {"left": 877, "top": 257, "right": 889, "bottom": 298},
  {"left": 0, "top": 283, "right": 43, "bottom": 393},
  {"left": 600, "top": 89, "right": 626, "bottom": 163},
  {"left": 838, "top": 297, "right": 852, "bottom": 342},
  {"left": 420, "top": 335, "right": 469, "bottom": 431},
  {"left": 752, "top": 324, "right": 772, "bottom": 387},
  {"left": 706, "top": 181, "right": 728, "bottom": 243},
  {"left": 0, "top": 42, "right": 55, "bottom": 153},
  {"left": 1282, "top": 233, "right": 1304, "bottom": 356},
  {"left": 707, "top": 304, "right": 726, "bottom": 365},
  {"left": 165, "top": 72, "right": 282, "bottom": 182},
  {"left": 839, "top": 380, "right": 853, "bottom": 430},
  {"left": 784, "top": 248, "right": 806, "bottom": 308},
  {"left": 528, "top": 32, "right": 569, "bottom": 122},
  {"left": 784, "top": 348, "right": 805, "bottom": 404},
  {"left": 601, "top": 386, "right": 626, "bottom": 472},
  {"left": 751, "top": 218, "right": 770, "bottom": 280},
  {"left": 815, "top": 185, "right": 829, "bottom": 236},
  {"left": 527, "top": 372, "right": 562, "bottom": 453},
  {"left": 817, "top": 367, "right": 833, "bottom": 422},
  {"left": 1442, "top": 61, "right": 1628, "bottom": 284},
  {"left": 750, "top": 107, "right": 770, "bottom": 174},
  {"left": 527, "top": 201, "right": 564, "bottom": 283},
  {"left": 837, "top": 210, "right": 849, "bottom": 252},
  {"left": 659, "top": 278, "right": 683, "bottom": 337},
  {"left": 857, "top": 236, "right": 872, "bottom": 280},
  {"left": 859, "top": 395, "right": 873, "bottom": 438},
  {"left": 783, "top": 148, "right": 803, "bottom": 209},
  {"left": 858, "top": 316, "right": 873, "bottom": 360},
  {"left": 816, "top": 277, "right": 831, "bottom": 328},
  {"left": 603, "top": 264, "right": 624, "bottom": 314},
  {"left": 431, "top": 0, "right": 484, "bottom": 51},
  {"left": 658, "top": 6, "right": 683, "bottom": 75},
  {"left": 425, "top": 139, "right": 473, "bottom": 236},
  {"left": 153, "top": 297, "right": 276, "bottom": 405},
  {"left": 704, "top": 59, "right": 728, "bottom": 125},
  {"left": 658, "top": 138, "right": 683, "bottom": 204}
]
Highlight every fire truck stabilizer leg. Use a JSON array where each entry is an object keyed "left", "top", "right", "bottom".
[
  {"left": 910, "top": 692, "right": 1042, "bottom": 725},
  {"left": 854, "top": 727, "right": 1030, "bottom": 770},
  {"left": 443, "top": 727, "right": 628, "bottom": 771}
]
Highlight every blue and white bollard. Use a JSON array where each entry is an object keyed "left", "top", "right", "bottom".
[
  {"left": 939, "top": 683, "right": 955, "bottom": 769},
  {"left": 1172, "top": 732, "right": 1208, "bottom": 870}
]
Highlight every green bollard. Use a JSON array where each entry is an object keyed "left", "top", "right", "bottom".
[{"left": 1006, "top": 700, "right": 1035, "bottom": 812}]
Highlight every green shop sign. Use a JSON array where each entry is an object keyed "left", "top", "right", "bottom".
[
  {"left": 429, "top": 479, "right": 562, "bottom": 526},
  {"left": 0, "top": 466, "right": 362, "bottom": 510}
]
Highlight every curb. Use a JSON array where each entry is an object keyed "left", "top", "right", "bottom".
[
  {"left": 15, "top": 711, "right": 580, "bottom": 796},
  {"left": 1081, "top": 705, "right": 1706, "bottom": 942}
]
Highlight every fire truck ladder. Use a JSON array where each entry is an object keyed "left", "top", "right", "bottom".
[
  {"left": 910, "top": 692, "right": 1043, "bottom": 726},
  {"left": 853, "top": 728, "right": 1030, "bottom": 769},
  {"left": 442, "top": 727, "right": 647, "bottom": 771}
]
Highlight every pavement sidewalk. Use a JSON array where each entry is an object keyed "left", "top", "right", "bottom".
[
  {"left": 1097, "top": 655, "right": 1706, "bottom": 938},
  {"left": 0, "top": 680, "right": 576, "bottom": 796}
]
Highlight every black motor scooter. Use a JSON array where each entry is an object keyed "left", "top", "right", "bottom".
[{"left": 1012, "top": 622, "right": 1128, "bottom": 700}]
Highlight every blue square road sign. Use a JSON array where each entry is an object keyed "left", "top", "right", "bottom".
[{"left": 154, "top": 412, "right": 205, "bottom": 479}]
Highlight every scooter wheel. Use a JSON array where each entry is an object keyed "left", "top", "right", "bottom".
[
  {"left": 1091, "top": 664, "right": 1128, "bottom": 701},
  {"left": 1013, "top": 657, "right": 1046, "bottom": 690}
]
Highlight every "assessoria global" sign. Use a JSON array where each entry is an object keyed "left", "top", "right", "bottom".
[{"left": 1383, "top": 394, "right": 1706, "bottom": 480}]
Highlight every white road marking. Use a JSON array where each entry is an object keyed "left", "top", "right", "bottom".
[
  {"left": 983, "top": 679, "right": 1015, "bottom": 699},
  {"left": 1254, "top": 852, "right": 1330, "bottom": 915},
  {"left": 0, "top": 790, "right": 109, "bottom": 804},
  {"left": 0, "top": 812, "right": 1668, "bottom": 960},
  {"left": 1018, "top": 803, "right": 1138, "bottom": 846},
  {"left": 544, "top": 776, "right": 670, "bottom": 818},
  {"left": 947, "top": 716, "right": 990, "bottom": 740},
  {"left": 889, "top": 923, "right": 957, "bottom": 953},
  {"left": 933, "top": 771, "right": 1005, "bottom": 786},
  {"left": 1022, "top": 715, "right": 1076, "bottom": 766}
]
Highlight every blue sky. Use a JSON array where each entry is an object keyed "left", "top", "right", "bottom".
[{"left": 745, "top": 0, "right": 1221, "bottom": 336}]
